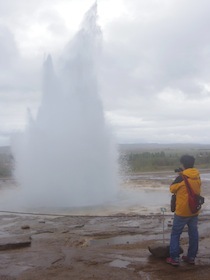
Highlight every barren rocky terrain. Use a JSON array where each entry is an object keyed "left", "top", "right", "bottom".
[
  {"left": 0, "top": 212, "right": 210, "bottom": 280},
  {"left": 0, "top": 170, "right": 210, "bottom": 279}
]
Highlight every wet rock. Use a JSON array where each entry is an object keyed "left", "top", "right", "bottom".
[
  {"left": 0, "top": 235, "right": 31, "bottom": 251},
  {"left": 148, "top": 244, "right": 183, "bottom": 258},
  {"left": 167, "top": 221, "right": 172, "bottom": 227},
  {"left": 21, "top": 225, "right": 30, "bottom": 230},
  {"left": 74, "top": 224, "right": 85, "bottom": 228}
]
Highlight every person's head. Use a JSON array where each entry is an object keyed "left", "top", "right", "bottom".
[{"left": 180, "top": 154, "right": 195, "bottom": 169}]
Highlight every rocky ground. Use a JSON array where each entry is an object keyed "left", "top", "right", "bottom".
[
  {"left": 0, "top": 170, "right": 209, "bottom": 280},
  {"left": 0, "top": 212, "right": 210, "bottom": 280}
]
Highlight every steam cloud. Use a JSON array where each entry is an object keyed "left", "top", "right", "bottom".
[{"left": 12, "top": 3, "right": 118, "bottom": 209}]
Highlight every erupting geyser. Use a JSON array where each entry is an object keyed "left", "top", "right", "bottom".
[{"left": 12, "top": 3, "right": 118, "bottom": 208}]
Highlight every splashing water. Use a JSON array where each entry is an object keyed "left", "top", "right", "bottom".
[{"left": 12, "top": 3, "right": 118, "bottom": 208}]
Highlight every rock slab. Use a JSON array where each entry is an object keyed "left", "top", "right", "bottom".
[{"left": 0, "top": 236, "right": 31, "bottom": 251}]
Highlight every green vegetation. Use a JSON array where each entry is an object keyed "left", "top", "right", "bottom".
[
  {"left": 0, "top": 147, "right": 13, "bottom": 177},
  {"left": 120, "top": 150, "right": 210, "bottom": 173}
]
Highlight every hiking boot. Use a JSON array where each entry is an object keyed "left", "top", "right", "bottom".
[
  {"left": 182, "top": 255, "right": 195, "bottom": 264},
  {"left": 166, "top": 257, "right": 180, "bottom": 266}
]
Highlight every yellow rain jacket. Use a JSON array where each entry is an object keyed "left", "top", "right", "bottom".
[{"left": 170, "top": 168, "right": 201, "bottom": 217}]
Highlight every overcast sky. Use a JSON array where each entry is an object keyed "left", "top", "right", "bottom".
[{"left": 1, "top": 0, "right": 210, "bottom": 145}]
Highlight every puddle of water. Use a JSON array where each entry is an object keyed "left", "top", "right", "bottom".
[
  {"left": 90, "top": 234, "right": 164, "bottom": 246},
  {"left": 109, "top": 254, "right": 147, "bottom": 263},
  {"left": 109, "top": 259, "right": 130, "bottom": 268},
  {"left": 0, "top": 231, "right": 13, "bottom": 237},
  {"left": 139, "top": 271, "right": 152, "bottom": 280},
  {"left": 0, "top": 222, "right": 19, "bottom": 229}
]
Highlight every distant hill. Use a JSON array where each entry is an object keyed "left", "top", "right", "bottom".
[
  {"left": 119, "top": 143, "right": 210, "bottom": 153},
  {"left": 1, "top": 143, "right": 210, "bottom": 154},
  {"left": 1, "top": 144, "right": 210, "bottom": 175}
]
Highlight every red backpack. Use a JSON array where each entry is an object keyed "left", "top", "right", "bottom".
[{"left": 182, "top": 175, "right": 204, "bottom": 214}]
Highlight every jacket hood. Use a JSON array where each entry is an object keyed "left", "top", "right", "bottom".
[{"left": 182, "top": 168, "right": 200, "bottom": 179}]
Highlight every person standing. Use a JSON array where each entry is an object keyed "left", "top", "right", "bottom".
[{"left": 166, "top": 155, "right": 201, "bottom": 266}]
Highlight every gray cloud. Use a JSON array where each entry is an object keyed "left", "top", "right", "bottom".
[
  {"left": 97, "top": 0, "right": 210, "bottom": 144},
  {"left": 1, "top": 0, "right": 210, "bottom": 144},
  {"left": 101, "top": 0, "right": 210, "bottom": 98}
]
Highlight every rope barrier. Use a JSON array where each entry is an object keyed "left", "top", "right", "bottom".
[{"left": 0, "top": 210, "right": 169, "bottom": 218}]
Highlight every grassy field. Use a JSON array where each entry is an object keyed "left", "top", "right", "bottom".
[{"left": 119, "top": 143, "right": 210, "bottom": 173}]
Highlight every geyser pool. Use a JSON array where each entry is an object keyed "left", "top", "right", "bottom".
[{"left": 12, "top": 3, "right": 118, "bottom": 208}]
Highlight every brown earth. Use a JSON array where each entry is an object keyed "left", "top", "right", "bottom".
[
  {"left": 0, "top": 170, "right": 209, "bottom": 280},
  {"left": 0, "top": 212, "right": 210, "bottom": 280}
]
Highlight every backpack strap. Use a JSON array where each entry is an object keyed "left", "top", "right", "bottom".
[{"left": 182, "top": 174, "right": 194, "bottom": 196}]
